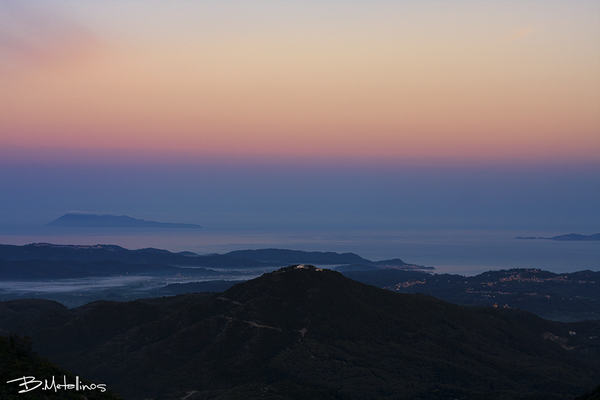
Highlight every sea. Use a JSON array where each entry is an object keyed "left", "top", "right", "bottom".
[{"left": 1, "top": 227, "right": 598, "bottom": 276}]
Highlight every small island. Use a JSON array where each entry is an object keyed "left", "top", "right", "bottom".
[
  {"left": 515, "top": 233, "right": 600, "bottom": 241},
  {"left": 47, "top": 213, "right": 202, "bottom": 229}
]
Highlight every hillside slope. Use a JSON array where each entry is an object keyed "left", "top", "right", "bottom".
[{"left": 0, "top": 333, "right": 121, "bottom": 399}]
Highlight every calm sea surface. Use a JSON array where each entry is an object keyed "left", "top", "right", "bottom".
[{"left": 1, "top": 228, "right": 598, "bottom": 276}]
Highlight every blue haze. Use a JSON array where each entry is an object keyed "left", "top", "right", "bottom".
[{"left": 0, "top": 161, "right": 598, "bottom": 275}]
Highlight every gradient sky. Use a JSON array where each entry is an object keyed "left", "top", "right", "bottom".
[{"left": 0, "top": 1, "right": 599, "bottom": 232}]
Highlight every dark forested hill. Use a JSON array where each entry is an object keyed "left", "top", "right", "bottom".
[
  {"left": 1, "top": 266, "right": 598, "bottom": 400},
  {"left": 0, "top": 333, "right": 121, "bottom": 399}
]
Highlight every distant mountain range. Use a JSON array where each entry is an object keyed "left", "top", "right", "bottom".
[
  {"left": 1, "top": 266, "right": 598, "bottom": 400},
  {"left": 47, "top": 213, "right": 202, "bottom": 229},
  {"left": 0, "top": 243, "right": 266, "bottom": 273},
  {"left": 225, "top": 248, "right": 424, "bottom": 269},
  {"left": 0, "top": 243, "right": 423, "bottom": 275},
  {"left": 515, "top": 233, "right": 600, "bottom": 241}
]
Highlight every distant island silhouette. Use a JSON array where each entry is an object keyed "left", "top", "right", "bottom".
[
  {"left": 47, "top": 213, "right": 202, "bottom": 229},
  {"left": 515, "top": 233, "right": 600, "bottom": 241}
]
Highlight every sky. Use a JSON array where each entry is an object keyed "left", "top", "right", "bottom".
[{"left": 0, "top": 0, "right": 599, "bottom": 234}]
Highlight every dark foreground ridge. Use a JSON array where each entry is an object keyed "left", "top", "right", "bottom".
[
  {"left": 1, "top": 265, "right": 599, "bottom": 400},
  {"left": 47, "top": 213, "right": 203, "bottom": 229},
  {"left": 0, "top": 334, "right": 121, "bottom": 399}
]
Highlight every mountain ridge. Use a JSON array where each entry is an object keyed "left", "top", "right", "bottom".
[{"left": 0, "top": 243, "right": 427, "bottom": 270}]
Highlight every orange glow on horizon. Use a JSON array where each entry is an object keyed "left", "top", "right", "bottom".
[{"left": 1, "top": 1, "right": 598, "bottom": 165}]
